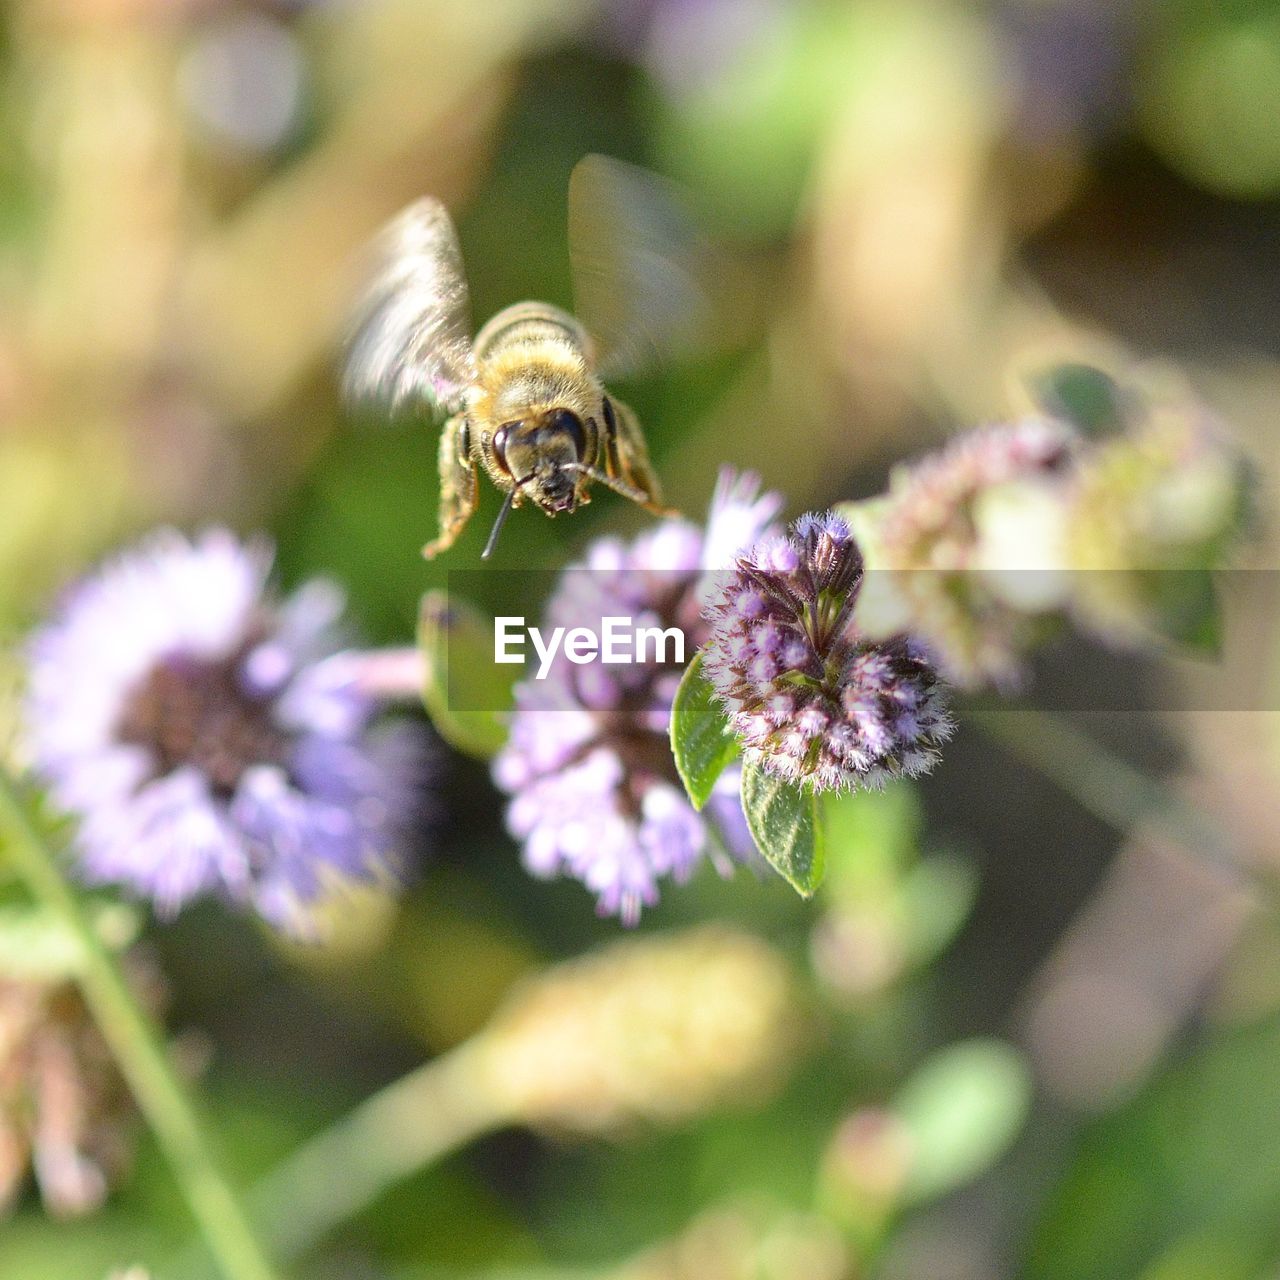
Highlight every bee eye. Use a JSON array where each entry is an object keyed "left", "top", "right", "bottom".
[
  {"left": 491, "top": 423, "right": 518, "bottom": 475},
  {"left": 547, "top": 409, "right": 586, "bottom": 459}
]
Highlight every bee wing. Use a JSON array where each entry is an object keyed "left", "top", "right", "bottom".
[
  {"left": 344, "top": 198, "right": 477, "bottom": 417},
  {"left": 567, "top": 154, "right": 709, "bottom": 382}
]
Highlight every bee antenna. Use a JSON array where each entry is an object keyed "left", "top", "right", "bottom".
[
  {"left": 482, "top": 488, "right": 519, "bottom": 560},
  {"left": 565, "top": 462, "right": 648, "bottom": 506}
]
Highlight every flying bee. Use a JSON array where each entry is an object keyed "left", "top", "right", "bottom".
[{"left": 344, "top": 154, "right": 708, "bottom": 559}]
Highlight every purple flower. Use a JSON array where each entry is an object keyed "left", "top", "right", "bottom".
[
  {"left": 851, "top": 418, "right": 1078, "bottom": 687},
  {"left": 24, "top": 530, "right": 426, "bottom": 933},
  {"left": 703, "top": 512, "right": 953, "bottom": 791},
  {"left": 493, "top": 470, "right": 781, "bottom": 924}
]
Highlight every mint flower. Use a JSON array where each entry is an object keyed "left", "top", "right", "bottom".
[
  {"left": 493, "top": 470, "right": 780, "bottom": 924},
  {"left": 24, "top": 530, "right": 428, "bottom": 932},
  {"left": 848, "top": 419, "right": 1077, "bottom": 688},
  {"left": 703, "top": 513, "right": 952, "bottom": 791}
]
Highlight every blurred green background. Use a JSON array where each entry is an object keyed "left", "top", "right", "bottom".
[{"left": 2, "top": 0, "right": 1280, "bottom": 1276}]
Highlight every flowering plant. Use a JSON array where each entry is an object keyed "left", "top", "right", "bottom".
[
  {"left": 0, "top": 8, "right": 1275, "bottom": 1279},
  {"left": 0, "top": 332, "right": 1258, "bottom": 1280},
  {"left": 405, "top": 363, "right": 1249, "bottom": 911}
]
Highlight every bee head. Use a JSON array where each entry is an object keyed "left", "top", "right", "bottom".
[{"left": 492, "top": 408, "right": 588, "bottom": 514}]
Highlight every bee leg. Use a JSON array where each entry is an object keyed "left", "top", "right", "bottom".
[
  {"left": 601, "top": 394, "right": 680, "bottom": 516},
  {"left": 422, "top": 413, "right": 480, "bottom": 559}
]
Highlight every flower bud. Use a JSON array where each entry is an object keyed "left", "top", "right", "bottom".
[
  {"left": 615, "top": 1204, "right": 848, "bottom": 1280},
  {"left": 795, "top": 512, "right": 863, "bottom": 596},
  {"left": 820, "top": 1108, "right": 913, "bottom": 1216},
  {"left": 478, "top": 927, "right": 801, "bottom": 1133}
]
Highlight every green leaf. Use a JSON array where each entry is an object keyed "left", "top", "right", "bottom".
[
  {"left": 1142, "top": 566, "right": 1223, "bottom": 658},
  {"left": 417, "top": 591, "right": 516, "bottom": 760},
  {"left": 893, "top": 1038, "right": 1032, "bottom": 1205},
  {"left": 739, "top": 759, "right": 825, "bottom": 896},
  {"left": 1028, "top": 362, "right": 1128, "bottom": 436},
  {"left": 669, "top": 651, "right": 740, "bottom": 810}
]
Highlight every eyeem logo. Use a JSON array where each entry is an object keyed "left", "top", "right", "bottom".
[{"left": 495, "top": 616, "right": 686, "bottom": 680}]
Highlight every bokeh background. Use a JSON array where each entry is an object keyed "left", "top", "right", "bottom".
[{"left": 2, "top": 0, "right": 1280, "bottom": 1276}]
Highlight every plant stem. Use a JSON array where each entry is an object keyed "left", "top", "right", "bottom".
[
  {"left": 249, "top": 1038, "right": 506, "bottom": 1262},
  {"left": 0, "top": 771, "right": 282, "bottom": 1280}
]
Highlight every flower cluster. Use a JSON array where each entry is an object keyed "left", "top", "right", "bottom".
[
  {"left": 847, "top": 418, "right": 1077, "bottom": 688},
  {"left": 24, "top": 531, "right": 428, "bottom": 933},
  {"left": 493, "top": 470, "right": 780, "bottom": 924},
  {"left": 846, "top": 377, "right": 1251, "bottom": 685},
  {"left": 703, "top": 512, "right": 953, "bottom": 791}
]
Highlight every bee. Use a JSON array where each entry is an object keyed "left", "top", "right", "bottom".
[{"left": 343, "top": 155, "right": 707, "bottom": 559}]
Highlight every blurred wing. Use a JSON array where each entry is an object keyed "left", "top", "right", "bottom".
[
  {"left": 568, "top": 154, "right": 709, "bottom": 381},
  {"left": 344, "top": 198, "right": 477, "bottom": 417}
]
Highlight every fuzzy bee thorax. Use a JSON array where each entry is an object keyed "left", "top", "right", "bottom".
[{"left": 474, "top": 340, "right": 600, "bottom": 427}]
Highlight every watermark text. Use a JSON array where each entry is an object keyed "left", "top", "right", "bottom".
[{"left": 495, "top": 616, "right": 686, "bottom": 679}]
